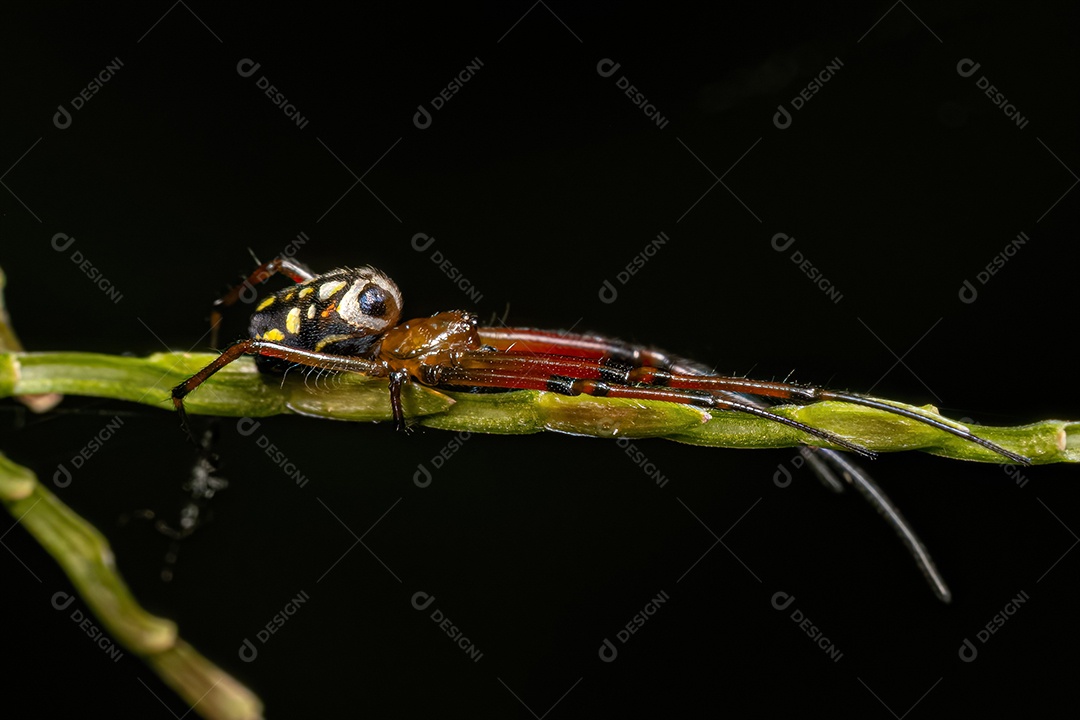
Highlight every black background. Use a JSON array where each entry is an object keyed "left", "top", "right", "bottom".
[{"left": 2, "top": 3, "right": 1078, "bottom": 717}]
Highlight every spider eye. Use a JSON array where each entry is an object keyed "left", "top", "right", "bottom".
[{"left": 358, "top": 285, "right": 387, "bottom": 317}]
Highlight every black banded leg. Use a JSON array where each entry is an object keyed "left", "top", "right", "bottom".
[
  {"left": 435, "top": 358, "right": 877, "bottom": 458},
  {"left": 478, "top": 326, "right": 1028, "bottom": 465}
]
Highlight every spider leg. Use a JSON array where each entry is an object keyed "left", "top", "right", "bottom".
[
  {"left": 639, "top": 374, "right": 1031, "bottom": 466},
  {"left": 478, "top": 326, "right": 1028, "bottom": 465},
  {"left": 171, "top": 339, "right": 389, "bottom": 433},
  {"left": 387, "top": 369, "right": 411, "bottom": 432},
  {"left": 210, "top": 257, "right": 315, "bottom": 348},
  {"left": 434, "top": 352, "right": 877, "bottom": 458},
  {"left": 798, "top": 447, "right": 846, "bottom": 494},
  {"left": 807, "top": 448, "right": 952, "bottom": 602},
  {"left": 479, "top": 326, "right": 954, "bottom": 602}
]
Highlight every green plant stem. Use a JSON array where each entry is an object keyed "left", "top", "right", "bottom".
[
  {"left": 1, "top": 350, "right": 1076, "bottom": 464},
  {"left": 0, "top": 452, "right": 263, "bottom": 720}
]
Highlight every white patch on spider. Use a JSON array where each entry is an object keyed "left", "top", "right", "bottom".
[
  {"left": 337, "top": 268, "right": 402, "bottom": 332},
  {"left": 318, "top": 280, "right": 347, "bottom": 300}
]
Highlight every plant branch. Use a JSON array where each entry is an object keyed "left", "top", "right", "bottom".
[{"left": 2, "top": 350, "right": 1075, "bottom": 464}]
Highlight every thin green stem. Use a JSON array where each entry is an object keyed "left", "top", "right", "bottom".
[
  {"left": 2, "top": 350, "right": 1076, "bottom": 464},
  {"left": 0, "top": 452, "right": 263, "bottom": 720}
]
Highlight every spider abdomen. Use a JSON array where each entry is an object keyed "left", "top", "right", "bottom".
[{"left": 247, "top": 266, "right": 403, "bottom": 367}]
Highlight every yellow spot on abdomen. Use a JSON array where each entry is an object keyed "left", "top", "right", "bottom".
[
  {"left": 262, "top": 328, "right": 285, "bottom": 342},
  {"left": 299, "top": 286, "right": 314, "bottom": 299},
  {"left": 286, "top": 307, "right": 301, "bottom": 334},
  {"left": 315, "top": 334, "right": 354, "bottom": 352},
  {"left": 256, "top": 296, "right": 275, "bottom": 311},
  {"left": 306, "top": 304, "right": 316, "bottom": 320}
]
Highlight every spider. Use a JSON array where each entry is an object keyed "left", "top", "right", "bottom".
[
  {"left": 173, "top": 257, "right": 1026, "bottom": 464},
  {"left": 171, "top": 256, "right": 1030, "bottom": 602}
]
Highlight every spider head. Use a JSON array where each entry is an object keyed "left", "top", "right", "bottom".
[{"left": 337, "top": 267, "right": 403, "bottom": 336}]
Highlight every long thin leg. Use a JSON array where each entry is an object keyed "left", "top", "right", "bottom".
[
  {"left": 479, "top": 327, "right": 689, "bottom": 368},
  {"left": 478, "top": 326, "right": 955, "bottom": 601},
  {"left": 809, "top": 448, "right": 952, "bottom": 602},
  {"left": 433, "top": 354, "right": 876, "bottom": 457},
  {"left": 210, "top": 257, "right": 315, "bottom": 348},
  {"left": 631, "top": 370, "right": 1030, "bottom": 465},
  {"left": 478, "top": 327, "right": 1028, "bottom": 465},
  {"left": 171, "top": 339, "right": 389, "bottom": 435}
]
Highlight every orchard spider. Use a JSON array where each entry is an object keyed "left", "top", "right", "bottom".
[
  {"left": 171, "top": 256, "right": 1030, "bottom": 602},
  {"left": 172, "top": 257, "right": 1026, "bottom": 465}
]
